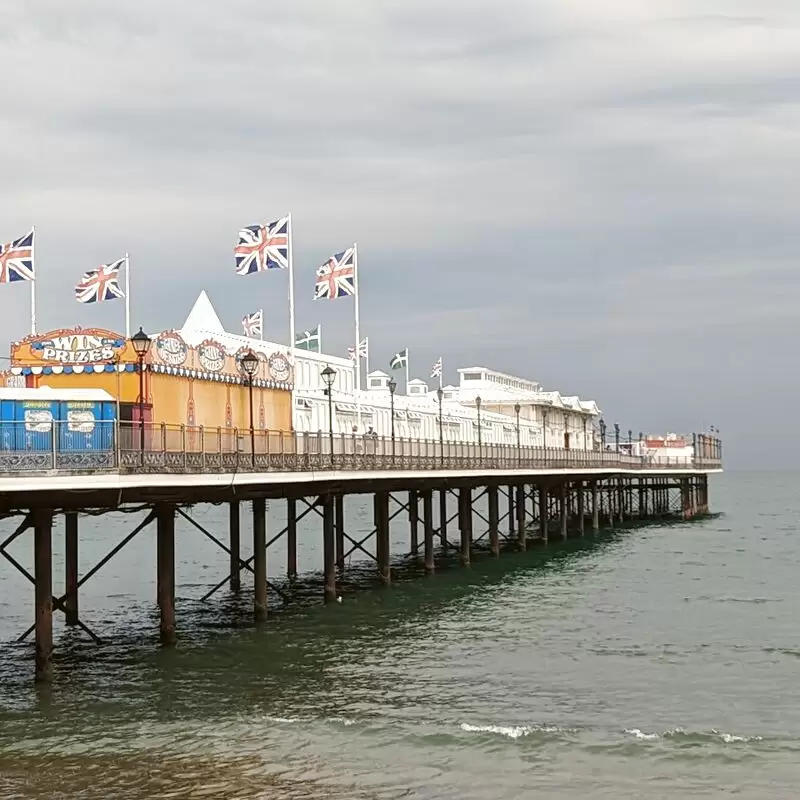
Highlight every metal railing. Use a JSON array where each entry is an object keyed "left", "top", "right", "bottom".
[{"left": 0, "top": 420, "right": 723, "bottom": 475}]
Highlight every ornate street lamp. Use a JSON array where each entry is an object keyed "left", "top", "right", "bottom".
[
  {"left": 437, "top": 387, "right": 444, "bottom": 467},
  {"left": 514, "top": 402, "right": 521, "bottom": 464},
  {"left": 582, "top": 417, "right": 588, "bottom": 450},
  {"left": 599, "top": 417, "right": 606, "bottom": 448},
  {"left": 614, "top": 423, "right": 620, "bottom": 453},
  {"left": 475, "top": 395, "right": 482, "bottom": 461},
  {"left": 130, "top": 327, "right": 151, "bottom": 465},
  {"left": 388, "top": 377, "right": 397, "bottom": 462},
  {"left": 240, "top": 349, "right": 259, "bottom": 467},
  {"left": 542, "top": 407, "right": 549, "bottom": 448},
  {"left": 321, "top": 365, "right": 336, "bottom": 468}
]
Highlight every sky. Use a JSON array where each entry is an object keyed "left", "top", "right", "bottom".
[{"left": 2, "top": 0, "right": 799, "bottom": 469}]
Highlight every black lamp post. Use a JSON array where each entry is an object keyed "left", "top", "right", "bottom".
[
  {"left": 628, "top": 429, "right": 632, "bottom": 447},
  {"left": 240, "top": 349, "right": 259, "bottom": 467},
  {"left": 130, "top": 327, "right": 151, "bottom": 464},
  {"left": 582, "top": 417, "right": 588, "bottom": 450},
  {"left": 542, "top": 407, "right": 548, "bottom": 448},
  {"left": 437, "top": 387, "right": 444, "bottom": 466},
  {"left": 388, "top": 377, "right": 397, "bottom": 461},
  {"left": 321, "top": 365, "right": 336, "bottom": 468},
  {"left": 614, "top": 423, "right": 620, "bottom": 453},
  {"left": 475, "top": 395, "right": 482, "bottom": 460},
  {"left": 599, "top": 417, "right": 606, "bottom": 448},
  {"left": 514, "top": 402, "right": 521, "bottom": 463}
]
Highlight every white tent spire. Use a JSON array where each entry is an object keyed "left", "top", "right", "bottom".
[{"left": 181, "top": 290, "right": 225, "bottom": 334}]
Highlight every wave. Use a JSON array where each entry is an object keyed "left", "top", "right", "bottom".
[
  {"left": 624, "top": 727, "right": 763, "bottom": 744},
  {"left": 459, "top": 722, "right": 573, "bottom": 740}
]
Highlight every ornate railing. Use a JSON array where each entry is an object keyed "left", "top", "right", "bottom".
[{"left": 0, "top": 421, "right": 723, "bottom": 475}]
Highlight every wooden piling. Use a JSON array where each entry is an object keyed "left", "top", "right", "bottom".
[
  {"left": 516, "top": 485, "right": 526, "bottom": 550},
  {"left": 507, "top": 484, "right": 515, "bottom": 538},
  {"left": 323, "top": 493, "right": 336, "bottom": 603},
  {"left": 577, "top": 481, "right": 585, "bottom": 536},
  {"left": 559, "top": 482, "right": 568, "bottom": 540},
  {"left": 376, "top": 490, "right": 391, "bottom": 585},
  {"left": 34, "top": 509, "right": 53, "bottom": 683},
  {"left": 422, "top": 489, "right": 435, "bottom": 574},
  {"left": 286, "top": 498, "right": 297, "bottom": 580},
  {"left": 539, "top": 483, "right": 548, "bottom": 544},
  {"left": 459, "top": 486, "right": 471, "bottom": 566},
  {"left": 408, "top": 489, "right": 419, "bottom": 556},
  {"left": 229, "top": 500, "right": 241, "bottom": 592},
  {"left": 64, "top": 511, "right": 79, "bottom": 627},
  {"left": 591, "top": 480, "right": 599, "bottom": 532},
  {"left": 156, "top": 503, "right": 176, "bottom": 646},
  {"left": 335, "top": 494, "right": 345, "bottom": 570},
  {"left": 252, "top": 498, "right": 267, "bottom": 622},
  {"left": 439, "top": 488, "right": 448, "bottom": 551},
  {"left": 488, "top": 484, "right": 500, "bottom": 557}
]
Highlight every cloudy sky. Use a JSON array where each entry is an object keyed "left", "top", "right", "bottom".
[{"left": 2, "top": 0, "right": 798, "bottom": 468}]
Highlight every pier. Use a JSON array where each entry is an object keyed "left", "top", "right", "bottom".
[{"left": 0, "top": 424, "right": 722, "bottom": 682}]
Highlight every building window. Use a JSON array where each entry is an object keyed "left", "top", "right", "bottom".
[{"left": 463, "top": 372, "right": 482, "bottom": 381}]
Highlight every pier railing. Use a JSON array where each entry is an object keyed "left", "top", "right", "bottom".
[{"left": 0, "top": 421, "right": 721, "bottom": 475}]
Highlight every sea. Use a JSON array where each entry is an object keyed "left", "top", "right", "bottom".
[{"left": 0, "top": 471, "right": 798, "bottom": 799}]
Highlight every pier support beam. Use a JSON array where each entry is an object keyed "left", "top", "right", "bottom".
[
  {"left": 459, "top": 487, "right": 472, "bottom": 566},
  {"left": 516, "top": 485, "right": 526, "bottom": 550},
  {"left": 156, "top": 503, "right": 176, "bottom": 646},
  {"left": 422, "top": 489, "right": 435, "bottom": 574},
  {"left": 488, "top": 485, "right": 500, "bottom": 558},
  {"left": 229, "top": 501, "right": 241, "bottom": 592},
  {"left": 681, "top": 479, "right": 691, "bottom": 520},
  {"left": 323, "top": 494, "right": 336, "bottom": 603},
  {"left": 375, "top": 491, "right": 391, "bottom": 585},
  {"left": 286, "top": 498, "right": 297, "bottom": 580},
  {"left": 439, "top": 489, "right": 448, "bottom": 551},
  {"left": 408, "top": 490, "right": 419, "bottom": 556},
  {"left": 507, "top": 485, "right": 515, "bottom": 538},
  {"left": 252, "top": 498, "right": 267, "bottom": 622},
  {"left": 591, "top": 480, "right": 599, "bottom": 533},
  {"left": 559, "top": 483, "right": 568, "bottom": 540},
  {"left": 577, "top": 482, "right": 585, "bottom": 537},
  {"left": 64, "top": 512, "right": 79, "bottom": 627},
  {"left": 34, "top": 509, "right": 53, "bottom": 683},
  {"left": 335, "top": 494, "right": 345, "bottom": 570},
  {"left": 539, "top": 483, "right": 548, "bottom": 544}
]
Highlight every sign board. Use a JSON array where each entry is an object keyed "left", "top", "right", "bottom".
[{"left": 13, "top": 327, "right": 128, "bottom": 365}]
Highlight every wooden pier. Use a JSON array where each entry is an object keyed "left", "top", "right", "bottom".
[{"left": 0, "top": 426, "right": 722, "bottom": 681}]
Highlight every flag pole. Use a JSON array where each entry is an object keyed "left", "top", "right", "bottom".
[
  {"left": 287, "top": 213, "right": 295, "bottom": 357},
  {"left": 30, "top": 226, "right": 36, "bottom": 335},
  {"left": 406, "top": 349, "right": 410, "bottom": 395},
  {"left": 317, "top": 323, "right": 322, "bottom": 353},
  {"left": 260, "top": 307, "right": 264, "bottom": 341},
  {"left": 353, "top": 243, "right": 362, "bottom": 429},
  {"left": 124, "top": 252, "right": 131, "bottom": 338},
  {"left": 439, "top": 357, "right": 443, "bottom": 389},
  {"left": 364, "top": 337, "right": 370, "bottom": 387}
]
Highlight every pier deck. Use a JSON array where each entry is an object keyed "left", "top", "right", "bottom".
[{"left": 0, "top": 426, "right": 722, "bottom": 682}]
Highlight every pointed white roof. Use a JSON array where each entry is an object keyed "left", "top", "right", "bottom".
[{"left": 181, "top": 290, "right": 225, "bottom": 334}]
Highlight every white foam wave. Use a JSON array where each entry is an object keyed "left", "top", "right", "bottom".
[
  {"left": 624, "top": 728, "right": 660, "bottom": 741},
  {"left": 624, "top": 727, "right": 763, "bottom": 744},
  {"left": 459, "top": 723, "right": 566, "bottom": 739}
]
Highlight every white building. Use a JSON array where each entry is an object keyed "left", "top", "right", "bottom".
[{"left": 173, "top": 292, "right": 602, "bottom": 449}]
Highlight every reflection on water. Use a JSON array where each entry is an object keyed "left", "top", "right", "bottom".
[{"left": 2, "top": 474, "right": 800, "bottom": 798}]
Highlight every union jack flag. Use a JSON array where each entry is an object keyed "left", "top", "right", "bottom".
[
  {"left": 314, "top": 247, "right": 356, "bottom": 300},
  {"left": 347, "top": 337, "right": 368, "bottom": 361},
  {"left": 234, "top": 216, "right": 289, "bottom": 275},
  {"left": 75, "top": 258, "right": 125, "bottom": 303},
  {"left": 242, "top": 309, "right": 263, "bottom": 338},
  {"left": 0, "top": 229, "right": 35, "bottom": 283}
]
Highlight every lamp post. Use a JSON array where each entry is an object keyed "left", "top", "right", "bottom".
[
  {"left": 475, "top": 395, "right": 482, "bottom": 461},
  {"left": 437, "top": 387, "right": 444, "bottom": 466},
  {"left": 388, "top": 377, "right": 397, "bottom": 462},
  {"left": 542, "top": 407, "right": 548, "bottom": 448},
  {"left": 599, "top": 417, "right": 606, "bottom": 448},
  {"left": 240, "top": 349, "right": 259, "bottom": 467},
  {"left": 321, "top": 365, "right": 336, "bottom": 468},
  {"left": 614, "top": 423, "right": 620, "bottom": 453},
  {"left": 514, "top": 403, "right": 521, "bottom": 464},
  {"left": 130, "top": 327, "right": 152, "bottom": 465}
]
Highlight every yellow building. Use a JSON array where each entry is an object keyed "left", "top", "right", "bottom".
[{"left": 6, "top": 293, "right": 294, "bottom": 434}]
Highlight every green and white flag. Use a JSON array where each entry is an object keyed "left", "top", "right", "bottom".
[
  {"left": 295, "top": 325, "right": 321, "bottom": 352},
  {"left": 390, "top": 348, "right": 408, "bottom": 370}
]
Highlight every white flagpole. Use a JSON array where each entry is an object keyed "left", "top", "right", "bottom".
[
  {"left": 439, "top": 357, "right": 443, "bottom": 389},
  {"left": 30, "top": 226, "right": 36, "bottom": 335},
  {"left": 364, "top": 337, "right": 370, "bottom": 386},
  {"left": 124, "top": 252, "right": 131, "bottom": 338},
  {"left": 317, "top": 323, "right": 322, "bottom": 353},
  {"left": 406, "top": 349, "right": 410, "bottom": 395},
  {"left": 260, "top": 307, "right": 264, "bottom": 341},
  {"left": 287, "top": 213, "right": 295, "bottom": 356},
  {"left": 353, "top": 243, "right": 361, "bottom": 429}
]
